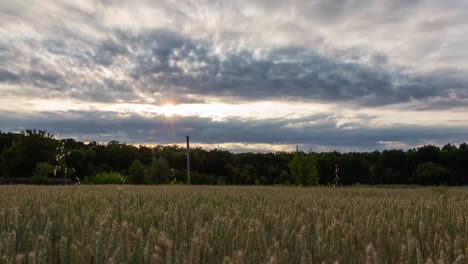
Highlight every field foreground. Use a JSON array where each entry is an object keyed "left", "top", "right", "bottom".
[{"left": 0, "top": 186, "right": 467, "bottom": 264}]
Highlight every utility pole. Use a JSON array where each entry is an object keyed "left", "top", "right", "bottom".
[{"left": 186, "top": 136, "right": 190, "bottom": 185}]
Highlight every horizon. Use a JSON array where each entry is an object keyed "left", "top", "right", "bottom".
[
  {"left": 3, "top": 129, "right": 467, "bottom": 154},
  {"left": 1, "top": 0, "right": 468, "bottom": 152}
]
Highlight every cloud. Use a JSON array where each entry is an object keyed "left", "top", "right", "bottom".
[
  {"left": 0, "top": 110, "right": 466, "bottom": 152},
  {"left": 120, "top": 28, "right": 468, "bottom": 106},
  {"left": 2, "top": 26, "right": 468, "bottom": 107},
  {"left": 0, "top": 69, "right": 19, "bottom": 82},
  {"left": 121, "top": 30, "right": 468, "bottom": 106},
  {"left": 1, "top": 0, "right": 468, "bottom": 150}
]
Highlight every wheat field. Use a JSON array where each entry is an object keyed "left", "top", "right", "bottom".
[{"left": 0, "top": 185, "right": 467, "bottom": 264}]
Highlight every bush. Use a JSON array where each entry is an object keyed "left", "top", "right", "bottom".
[
  {"left": 411, "top": 162, "right": 447, "bottom": 185},
  {"left": 190, "top": 171, "right": 217, "bottom": 185},
  {"left": 146, "top": 157, "right": 171, "bottom": 184},
  {"left": 32, "top": 162, "right": 53, "bottom": 184},
  {"left": 279, "top": 170, "right": 291, "bottom": 185},
  {"left": 129, "top": 160, "right": 146, "bottom": 184},
  {"left": 289, "top": 153, "right": 319, "bottom": 186},
  {"left": 86, "top": 172, "right": 124, "bottom": 184},
  {"left": 173, "top": 169, "right": 186, "bottom": 184}
]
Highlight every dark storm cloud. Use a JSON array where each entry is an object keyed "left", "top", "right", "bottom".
[
  {"left": 1, "top": 23, "right": 467, "bottom": 106},
  {"left": 0, "top": 68, "right": 64, "bottom": 88},
  {"left": 0, "top": 110, "right": 466, "bottom": 151},
  {"left": 0, "top": 69, "right": 19, "bottom": 82},
  {"left": 106, "top": 30, "right": 468, "bottom": 106},
  {"left": 93, "top": 39, "right": 129, "bottom": 66}
]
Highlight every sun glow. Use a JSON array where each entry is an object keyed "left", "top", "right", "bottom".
[
  {"left": 160, "top": 102, "right": 177, "bottom": 117},
  {"left": 4, "top": 96, "right": 468, "bottom": 129}
]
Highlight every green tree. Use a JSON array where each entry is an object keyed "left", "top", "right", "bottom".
[
  {"left": 146, "top": 157, "right": 171, "bottom": 184},
  {"left": 0, "top": 130, "right": 58, "bottom": 178},
  {"left": 279, "top": 170, "right": 291, "bottom": 184},
  {"left": 239, "top": 164, "right": 256, "bottom": 185},
  {"left": 32, "top": 162, "right": 53, "bottom": 184},
  {"left": 289, "top": 152, "right": 319, "bottom": 186},
  {"left": 411, "top": 162, "right": 447, "bottom": 185},
  {"left": 66, "top": 148, "right": 96, "bottom": 179},
  {"left": 128, "top": 160, "right": 146, "bottom": 184},
  {"left": 0, "top": 131, "right": 16, "bottom": 154},
  {"left": 94, "top": 141, "right": 139, "bottom": 173}
]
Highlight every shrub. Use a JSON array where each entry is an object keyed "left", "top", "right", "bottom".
[
  {"left": 279, "top": 170, "right": 291, "bottom": 184},
  {"left": 32, "top": 162, "right": 53, "bottom": 184},
  {"left": 190, "top": 171, "right": 217, "bottom": 185},
  {"left": 289, "top": 153, "right": 319, "bottom": 185},
  {"left": 86, "top": 172, "right": 124, "bottom": 184},
  {"left": 129, "top": 160, "right": 146, "bottom": 184},
  {"left": 411, "top": 162, "right": 448, "bottom": 185},
  {"left": 146, "top": 157, "right": 171, "bottom": 184}
]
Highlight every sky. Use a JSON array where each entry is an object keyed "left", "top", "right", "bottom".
[{"left": 1, "top": 0, "right": 468, "bottom": 152}]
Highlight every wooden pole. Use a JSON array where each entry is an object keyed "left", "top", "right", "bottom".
[{"left": 186, "top": 136, "right": 190, "bottom": 185}]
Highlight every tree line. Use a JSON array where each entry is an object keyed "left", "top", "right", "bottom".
[{"left": 0, "top": 130, "right": 467, "bottom": 185}]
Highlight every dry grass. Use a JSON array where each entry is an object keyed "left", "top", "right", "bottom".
[{"left": 0, "top": 185, "right": 467, "bottom": 263}]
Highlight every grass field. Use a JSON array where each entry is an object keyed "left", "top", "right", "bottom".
[{"left": 0, "top": 186, "right": 467, "bottom": 264}]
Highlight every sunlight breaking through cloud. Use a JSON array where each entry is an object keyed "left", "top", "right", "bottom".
[{"left": 1, "top": 0, "right": 468, "bottom": 151}]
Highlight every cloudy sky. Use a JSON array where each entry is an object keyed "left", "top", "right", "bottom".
[{"left": 1, "top": 0, "right": 468, "bottom": 152}]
